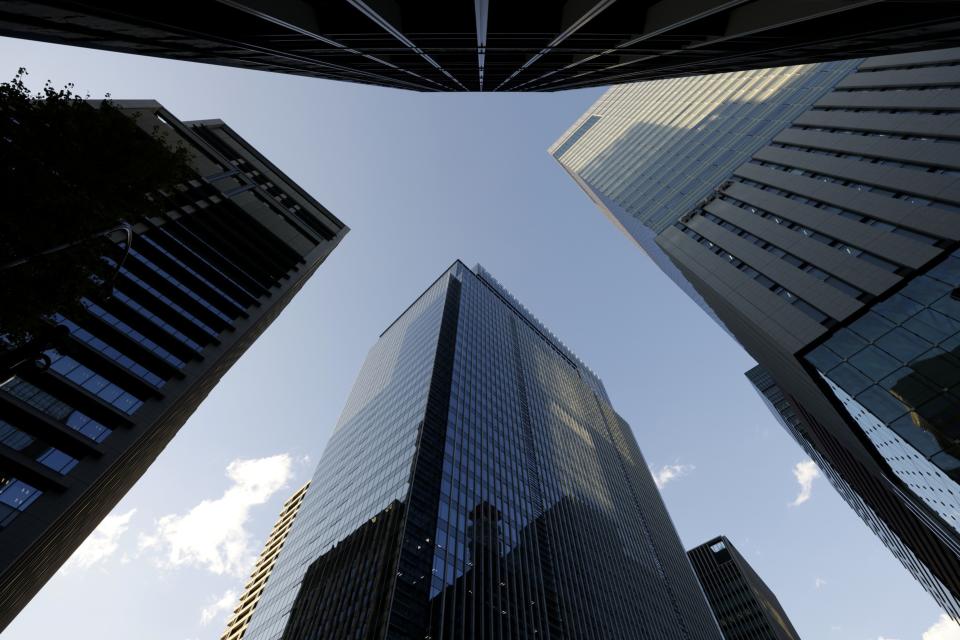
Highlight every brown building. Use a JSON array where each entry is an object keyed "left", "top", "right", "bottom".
[{"left": 222, "top": 483, "right": 310, "bottom": 640}]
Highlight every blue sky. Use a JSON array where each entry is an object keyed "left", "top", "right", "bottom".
[{"left": 0, "top": 35, "right": 955, "bottom": 640}]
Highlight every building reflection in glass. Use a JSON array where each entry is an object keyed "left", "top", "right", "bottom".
[{"left": 244, "top": 262, "right": 721, "bottom": 640}]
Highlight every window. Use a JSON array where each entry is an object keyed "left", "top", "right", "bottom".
[{"left": 552, "top": 115, "right": 601, "bottom": 159}]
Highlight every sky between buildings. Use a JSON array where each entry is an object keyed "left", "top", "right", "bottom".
[{"left": 0, "top": 35, "right": 955, "bottom": 640}]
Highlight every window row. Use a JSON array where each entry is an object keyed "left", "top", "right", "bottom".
[
  {"left": 0, "top": 478, "right": 41, "bottom": 528},
  {"left": 770, "top": 141, "right": 960, "bottom": 177},
  {"left": 734, "top": 176, "right": 945, "bottom": 242},
  {"left": 749, "top": 158, "right": 960, "bottom": 214},
  {"left": 139, "top": 234, "right": 247, "bottom": 312},
  {"left": 128, "top": 248, "right": 234, "bottom": 324},
  {"left": 46, "top": 349, "right": 143, "bottom": 415},
  {"left": 53, "top": 314, "right": 165, "bottom": 388},
  {"left": 82, "top": 298, "right": 186, "bottom": 368},
  {"left": 0, "top": 377, "right": 111, "bottom": 442},
  {"left": 677, "top": 222, "right": 834, "bottom": 327},
  {"left": 106, "top": 256, "right": 219, "bottom": 337}
]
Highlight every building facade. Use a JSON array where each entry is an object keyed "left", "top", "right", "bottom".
[
  {"left": 687, "top": 535, "right": 800, "bottom": 640},
  {"left": 550, "top": 60, "right": 862, "bottom": 320},
  {"left": 0, "top": 102, "right": 347, "bottom": 629},
  {"left": 747, "top": 366, "right": 960, "bottom": 620},
  {"left": 553, "top": 46, "right": 960, "bottom": 617},
  {"left": 241, "top": 261, "right": 722, "bottom": 639},
  {"left": 222, "top": 483, "right": 310, "bottom": 640},
  {"left": 3, "top": 2, "right": 960, "bottom": 91}
]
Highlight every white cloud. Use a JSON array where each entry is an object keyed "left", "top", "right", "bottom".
[
  {"left": 139, "top": 454, "right": 292, "bottom": 576},
  {"left": 651, "top": 463, "right": 695, "bottom": 489},
  {"left": 200, "top": 589, "right": 238, "bottom": 626},
  {"left": 814, "top": 577, "right": 827, "bottom": 589},
  {"left": 64, "top": 508, "right": 137, "bottom": 570},
  {"left": 924, "top": 614, "right": 960, "bottom": 640},
  {"left": 789, "top": 459, "right": 820, "bottom": 506}
]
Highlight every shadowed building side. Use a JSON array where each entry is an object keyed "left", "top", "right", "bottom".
[
  {"left": 0, "top": 101, "right": 347, "bottom": 630},
  {"left": 281, "top": 500, "right": 405, "bottom": 639},
  {"left": 688, "top": 536, "right": 800, "bottom": 640},
  {"left": 2, "top": 2, "right": 960, "bottom": 91}
]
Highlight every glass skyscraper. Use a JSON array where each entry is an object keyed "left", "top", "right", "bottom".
[
  {"left": 243, "top": 261, "right": 721, "bottom": 639},
  {"left": 554, "top": 47, "right": 960, "bottom": 618},
  {"left": 687, "top": 536, "right": 800, "bottom": 640},
  {"left": 748, "top": 366, "right": 960, "bottom": 620}
]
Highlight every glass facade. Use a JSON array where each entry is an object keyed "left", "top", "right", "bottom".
[
  {"left": 688, "top": 536, "right": 800, "bottom": 640},
  {"left": 244, "top": 262, "right": 721, "bottom": 639},
  {"left": 748, "top": 365, "right": 960, "bottom": 620},
  {"left": 221, "top": 483, "right": 311, "bottom": 640},
  {"left": 807, "top": 249, "right": 960, "bottom": 534}
]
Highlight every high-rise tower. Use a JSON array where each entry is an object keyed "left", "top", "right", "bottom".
[
  {"left": 0, "top": 101, "right": 347, "bottom": 629},
  {"left": 241, "top": 261, "right": 721, "bottom": 639},
  {"left": 688, "top": 536, "right": 801, "bottom": 640},
  {"left": 553, "top": 47, "right": 960, "bottom": 617},
  {"left": 747, "top": 366, "right": 960, "bottom": 621}
]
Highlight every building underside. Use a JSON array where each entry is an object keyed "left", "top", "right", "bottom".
[{"left": 2, "top": 1, "right": 960, "bottom": 91}]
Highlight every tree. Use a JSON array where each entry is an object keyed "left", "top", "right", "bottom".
[{"left": 0, "top": 69, "right": 193, "bottom": 350}]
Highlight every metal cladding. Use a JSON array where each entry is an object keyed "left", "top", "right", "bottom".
[
  {"left": 241, "top": 261, "right": 722, "bottom": 639},
  {"left": 554, "top": 46, "right": 960, "bottom": 619},
  {"left": 688, "top": 535, "right": 801, "bottom": 640},
  {"left": 2, "top": 2, "right": 960, "bottom": 91},
  {"left": 0, "top": 102, "right": 347, "bottom": 630}
]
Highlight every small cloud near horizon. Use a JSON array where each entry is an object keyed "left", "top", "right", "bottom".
[
  {"left": 789, "top": 460, "right": 820, "bottom": 507},
  {"left": 651, "top": 463, "right": 695, "bottom": 489}
]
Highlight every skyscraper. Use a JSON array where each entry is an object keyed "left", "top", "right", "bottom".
[
  {"left": 553, "top": 46, "right": 960, "bottom": 617},
  {"left": 222, "top": 483, "right": 310, "bottom": 640},
  {"left": 550, "top": 60, "right": 861, "bottom": 318},
  {"left": 241, "top": 260, "right": 722, "bottom": 639},
  {"left": 687, "top": 535, "right": 801, "bottom": 640},
  {"left": 747, "top": 366, "right": 960, "bottom": 620},
  {"left": 2, "top": 2, "right": 960, "bottom": 91},
  {"left": 0, "top": 101, "right": 347, "bottom": 629}
]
